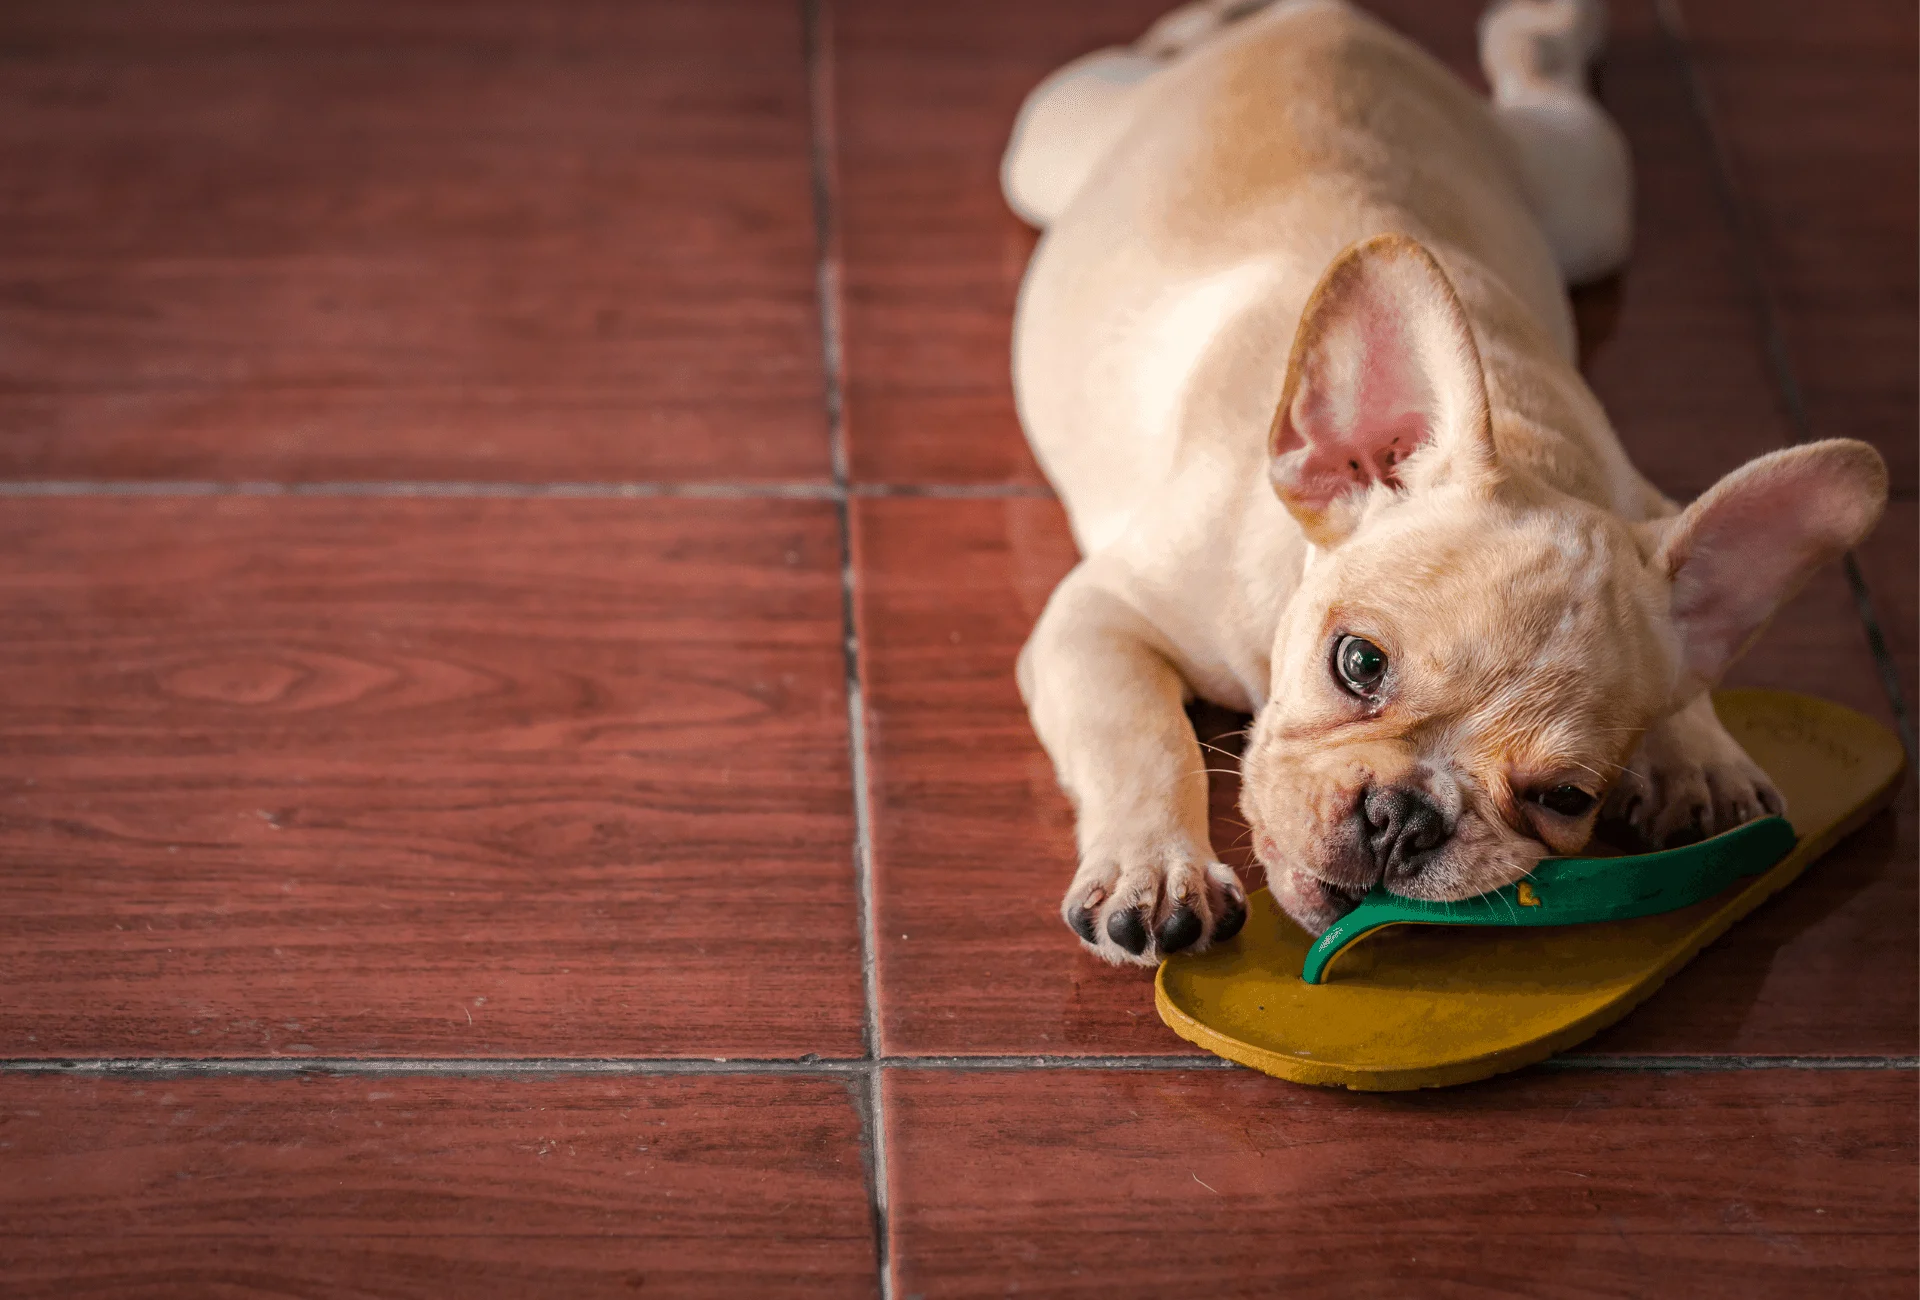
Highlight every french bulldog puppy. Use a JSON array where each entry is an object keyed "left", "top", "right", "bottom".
[{"left": 1001, "top": 0, "right": 1888, "bottom": 963}]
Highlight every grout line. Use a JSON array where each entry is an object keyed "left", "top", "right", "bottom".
[
  {"left": 862, "top": 1065, "right": 891, "bottom": 1289},
  {"left": 883, "top": 1054, "right": 1238, "bottom": 1071},
  {"left": 805, "top": 6, "right": 847, "bottom": 487},
  {"left": 0, "top": 480, "right": 848, "bottom": 500},
  {"left": 1655, "top": 0, "right": 1917, "bottom": 760},
  {"left": 847, "top": 673, "right": 892, "bottom": 1279},
  {"left": 3, "top": 1053, "right": 1912, "bottom": 1077},
  {"left": 843, "top": 687, "right": 881, "bottom": 1058},
  {"left": 1544, "top": 1055, "right": 1920, "bottom": 1072},
  {"left": 0, "top": 1057, "right": 872, "bottom": 1078},
  {"left": 801, "top": 0, "right": 891, "bottom": 1294},
  {"left": 0, "top": 479, "right": 1056, "bottom": 501},
  {"left": 851, "top": 482, "right": 1055, "bottom": 499},
  {"left": 1840, "top": 552, "right": 1917, "bottom": 756}
]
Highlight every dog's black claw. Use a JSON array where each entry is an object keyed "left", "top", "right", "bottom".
[
  {"left": 1066, "top": 902, "right": 1098, "bottom": 943},
  {"left": 1212, "top": 895, "right": 1248, "bottom": 943},
  {"left": 1156, "top": 904, "right": 1203, "bottom": 953},
  {"left": 1107, "top": 907, "right": 1149, "bottom": 955}
]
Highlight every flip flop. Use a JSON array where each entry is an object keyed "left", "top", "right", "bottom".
[{"left": 1155, "top": 689, "right": 1908, "bottom": 1090}]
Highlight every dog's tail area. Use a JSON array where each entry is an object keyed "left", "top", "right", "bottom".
[
  {"left": 1001, "top": 1, "right": 1280, "bottom": 228},
  {"left": 1000, "top": 51, "right": 1158, "bottom": 228},
  {"left": 1477, "top": 0, "right": 1630, "bottom": 285},
  {"left": 1478, "top": 0, "right": 1608, "bottom": 103}
]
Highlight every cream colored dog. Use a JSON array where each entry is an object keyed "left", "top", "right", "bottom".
[{"left": 1002, "top": 0, "right": 1888, "bottom": 963}]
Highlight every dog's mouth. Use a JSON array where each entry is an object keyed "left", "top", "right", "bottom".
[
  {"left": 1293, "top": 871, "right": 1369, "bottom": 911},
  {"left": 1254, "top": 831, "right": 1375, "bottom": 933},
  {"left": 1271, "top": 867, "right": 1371, "bottom": 935}
]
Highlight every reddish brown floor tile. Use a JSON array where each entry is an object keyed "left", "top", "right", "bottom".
[
  {"left": 1564, "top": 0, "right": 1796, "bottom": 498},
  {"left": 886, "top": 1067, "right": 1917, "bottom": 1299},
  {"left": 0, "top": 1073, "right": 876, "bottom": 1297},
  {"left": 856, "top": 496, "right": 1179, "bottom": 1054},
  {"left": 0, "top": 0, "right": 829, "bottom": 482},
  {"left": 1853, "top": 499, "right": 1917, "bottom": 719},
  {"left": 0, "top": 498, "right": 865, "bottom": 1057},
  {"left": 834, "top": 0, "right": 1787, "bottom": 495},
  {"left": 1723, "top": 564, "right": 1902, "bottom": 728},
  {"left": 1675, "top": 0, "right": 1919, "bottom": 491},
  {"left": 862, "top": 499, "right": 1914, "bottom": 1056},
  {"left": 832, "top": 0, "right": 1167, "bottom": 486}
]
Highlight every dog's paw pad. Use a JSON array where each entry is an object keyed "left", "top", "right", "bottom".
[
  {"left": 1106, "top": 906, "right": 1151, "bottom": 955},
  {"left": 1211, "top": 893, "right": 1248, "bottom": 942},
  {"left": 1061, "top": 853, "right": 1246, "bottom": 966},
  {"left": 1155, "top": 903, "right": 1204, "bottom": 953}
]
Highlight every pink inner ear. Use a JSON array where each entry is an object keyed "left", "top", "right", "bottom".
[
  {"left": 1669, "top": 485, "right": 1821, "bottom": 679},
  {"left": 1664, "top": 443, "right": 1887, "bottom": 683},
  {"left": 1275, "top": 406, "right": 1428, "bottom": 500},
  {"left": 1272, "top": 297, "right": 1438, "bottom": 514}
]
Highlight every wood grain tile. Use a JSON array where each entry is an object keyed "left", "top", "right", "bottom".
[
  {"left": 1557, "top": 0, "right": 1797, "bottom": 498},
  {"left": 1722, "top": 563, "right": 1903, "bottom": 728},
  {"left": 833, "top": 0, "right": 1789, "bottom": 495},
  {"left": 1674, "top": 0, "right": 1918, "bottom": 491},
  {"left": 1853, "top": 499, "right": 1917, "bottom": 722},
  {"left": 0, "top": 1073, "right": 877, "bottom": 1297},
  {"left": 886, "top": 1067, "right": 1918, "bottom": 1299},
  {"left": 832, "top": 0, "right": 1169, "bottom": 486},
  {"left": 0, "top": 0, "right": 829, "bottom": 482},
  {"left": 0, "top": 497, "right": 866, "bottom": 1057},
  {"left": 861, "top": 499, "right": 1916, "bottom": 1056},
  {"left": 857, "top": 496, "right": 1206, "bottom": 1054}
]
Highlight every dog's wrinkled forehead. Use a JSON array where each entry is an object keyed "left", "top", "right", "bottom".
[{"left": 1294, "top": 493, "right": 1672, "bottom": 754}]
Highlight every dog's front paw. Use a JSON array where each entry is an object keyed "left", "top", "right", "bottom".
[
  {"left": 1061, "top": 845, "right": 1247, "bottom": 966},
  {"left": 1602, "top": 702, "right": 1785, "bottom": 850}
]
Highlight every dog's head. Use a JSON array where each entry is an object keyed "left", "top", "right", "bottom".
[{"left": 1242, "top": 234, "right": 1888, "bottom": 933}]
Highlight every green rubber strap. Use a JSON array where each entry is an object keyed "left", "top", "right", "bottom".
[{"left": 1299, "top": 815, "right": 1797, "bottom": 985}]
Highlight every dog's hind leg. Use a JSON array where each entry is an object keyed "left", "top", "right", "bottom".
[
  {"left": 1480, "top": 0, "right": 1633, "bottom": 285},
  {"left": 1000, "top": 2, "right": 1279, "bottom": 228},
  {"left": 1000, "top": 49, "right": 1159, "bottom": 228}
]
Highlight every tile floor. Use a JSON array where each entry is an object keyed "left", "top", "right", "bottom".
[{"left": 0, "top": 0, "right": 1912, "bottom": 1295}]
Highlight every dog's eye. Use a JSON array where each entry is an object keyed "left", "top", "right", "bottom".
[
  {"left": 1535, "top": 785, "right": 1597, "bottom": 817},
  {"left": 1333, "top": 635, "right": 1388, "bottom": 696}
]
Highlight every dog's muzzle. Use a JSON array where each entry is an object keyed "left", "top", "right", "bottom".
[{"left": 1359, "top": 785, "right": 1452, "bottom": 884}]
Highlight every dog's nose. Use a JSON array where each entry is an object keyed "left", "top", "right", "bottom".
[{"left": 1361, "top": 786, "right": 1450, "bottom": 881}]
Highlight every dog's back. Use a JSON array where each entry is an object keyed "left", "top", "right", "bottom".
[{"left": 1010, "top": 1, "right": 1595, "bottom": 554}]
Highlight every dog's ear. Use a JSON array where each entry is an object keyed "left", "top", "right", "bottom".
[
  {"left": 1268, "top": 234, "right": 1497, "bottom": 545},
  {"left": 1650, "top": 439, "right": 1887, "bottom": 688}
]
